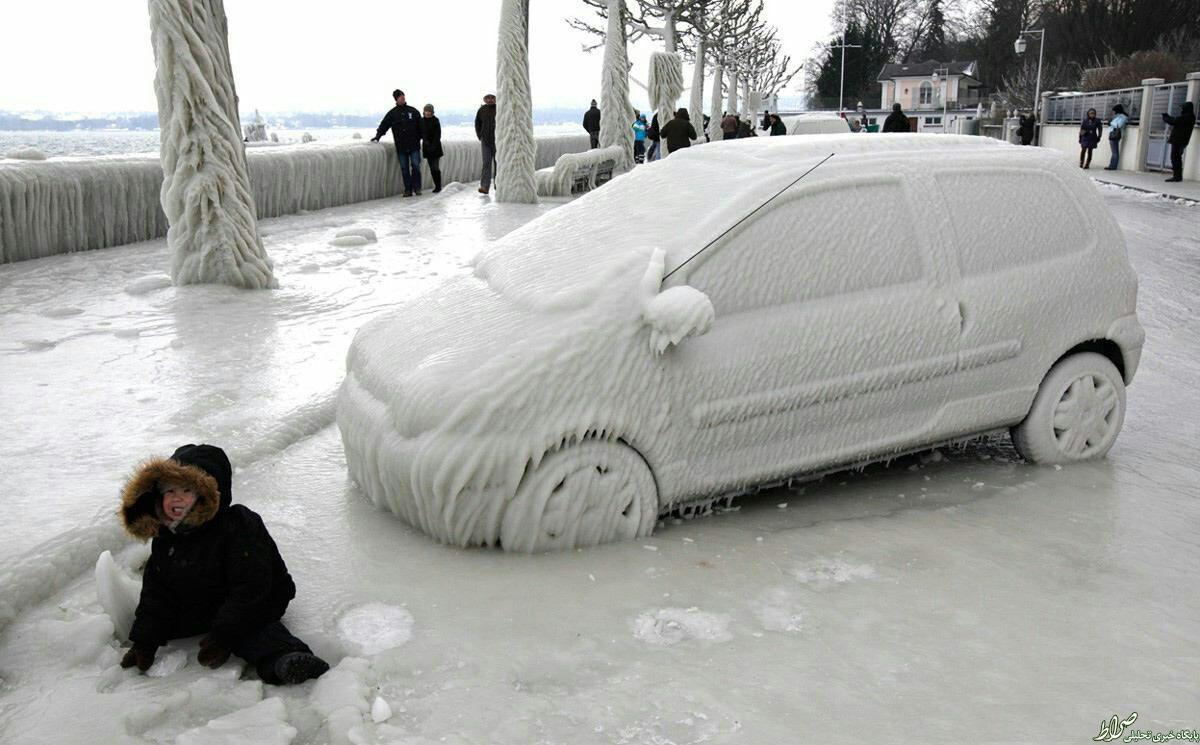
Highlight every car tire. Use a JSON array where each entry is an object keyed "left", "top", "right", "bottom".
[
  {"left": 500, "top": 440, "right": 658, "bottom": 553},
  {"left": 1011, "top": 352, "right": 1126, "bottom": 465}
]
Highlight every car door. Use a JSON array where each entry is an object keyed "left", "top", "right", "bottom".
[{"left": 654, "top": 172, "right": 963, "bottom": 502}]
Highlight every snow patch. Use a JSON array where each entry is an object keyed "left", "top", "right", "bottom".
[
  {"left": 329, "top": 235, "right": 370, "bottom": 247},
  {"left": 5, "top": 147, "right": 47, "bottom": 161},
  {"left": 124, "top": 275, "right": 173, "bottom": 295},
  {"left": 370, "top": 696, "right": 392, "bottom": 723},
  {"left": 790, "top": 558, "right": 877, "bottom": 587},
  {"left": 334, "top": 227, "right": 378, "bottom": 242},
  {"left": 94, "top": 549, "right": 142, "bottom": 641},
  {"left": 147, "top": 647, "right": 190, "bottom": 677},
  {"left": 755, "top": 588, "right": 804, "bottom": 633},
  {"left": 632, "top": 607, "right": 732, "bottom": 646},
  {"left": 336, "top": 603, "right": 414, "bottom": 655},
  {"left": 175, "top": 697, "right": 296, "bottom": 745}
]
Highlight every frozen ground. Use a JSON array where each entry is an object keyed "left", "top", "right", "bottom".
[{"left": 0, "top": 181, "right": 1197, "bottom": 744}]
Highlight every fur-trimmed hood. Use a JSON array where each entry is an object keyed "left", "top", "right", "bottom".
[{"left": 120, "top": 444, "right": 233, "bottom": 541}]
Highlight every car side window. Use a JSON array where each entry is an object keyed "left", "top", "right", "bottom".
[
  {"left": 687, "top": 181, "right": 925, "bottom": 315},
  {"left": 936, "top": 170, "right": 1090, "bottom": 277}
]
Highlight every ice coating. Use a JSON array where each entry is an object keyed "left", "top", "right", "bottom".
[
  {"left": 0, "top": 135, "right": 588, "bottom": 264},
  {"left": 149, "top": 0, "right": 276, "bottom": 288},
  {"left": 649, "top": 51, "right": 684, "bottom": 152},
  {"left": 4, "top": 147, "right": 47, "bottom": 161},
  {"left": 495, "top": 0, "right": 538, "bottom": 204},
  {"left": 598, "top": 0, "right": 635, "bottom": 171},
  {"left": 336, "top": 133, "right": 1140, "bottom": 552},
  {"left": 535, "top": 145, "right": 624, "bottom": 197},
  {"left": 707, "top": 61, "right": 725, "bottom": 143}
]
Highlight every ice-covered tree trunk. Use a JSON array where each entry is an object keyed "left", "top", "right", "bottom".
[
  {"left": 649, "top": 51, "right": 684, "bottom": 154},
  {"left": 495, "top": 0, "right": 538, "bottom": 204},
  {"left": 746, "top": 90, "right": 761, "bottom": 123},
  {"left": 741, "top": 79, "right": 753, "bottom": 119},
  {"left": 688, "top": 40, "right": 707, "bottom": 144},
  {"left": 149, "top": 0, "right": 275, "bottom": 289},
  {"left": 725, "top": 64, "right": 739, "bottom": 115},
  {"left": 707, "top": 62, "right": 724, "bottom": 142},
  {"left": 599, "top": 0, "right": 635, "bottom": 172}
]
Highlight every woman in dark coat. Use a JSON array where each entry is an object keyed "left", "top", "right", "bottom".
[
  {"left": 421, "top": 104, "right": 444, "bottom": 193},
  {"left": 769, "top": 114, "right": 787, "bottom": 136},
  {"left": 1078, "top": 108, "right": 1102, "bottom": 169}
]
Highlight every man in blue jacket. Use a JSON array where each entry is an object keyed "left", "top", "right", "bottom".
[{"left": 372, "top": 89, "right": 424, "bottom": 196}]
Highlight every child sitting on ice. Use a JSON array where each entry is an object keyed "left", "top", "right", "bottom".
[{"left": 118, "top": 444, "right": 329, "bottom": 685}]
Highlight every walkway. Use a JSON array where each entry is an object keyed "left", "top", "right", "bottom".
[{"left": 1091, "top": 169, "right": 1200, "bottom": 201}]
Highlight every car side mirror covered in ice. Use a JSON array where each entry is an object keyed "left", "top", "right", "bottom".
[
  {"left": 639, "top": 247, "right": 715, "bottom": 354},
  {"left": 643, "top": 285, "right": 715, "bottom": 353}
]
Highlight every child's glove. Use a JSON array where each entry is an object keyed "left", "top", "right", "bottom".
[
  {"left": 120, "top": 645, "right": 156, "bottom": 672},
  {"left": 197, "top": 633, "right": 233, "bottom": 668}
]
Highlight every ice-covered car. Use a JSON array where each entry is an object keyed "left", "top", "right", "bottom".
[
  {"left": 337, "top": 134, "right": 1143, "bottom": 552},
  {"left": 783, "top": 115, "right": 852, "bottom": 135}
]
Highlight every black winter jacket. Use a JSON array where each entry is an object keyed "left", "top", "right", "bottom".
[
  {"left": 583, "top": 106, "right": 601, "bottom": 134},
  {"left": 421, "top": 116, "right": 443, "bottom": 159},
  {"left": 883, "top": 109, "right": 910, "bottom": 133},
  {"left": 121, "top": 444, "right": 296, "bottom": 648},
  {"left": 475, "top": 103, "right": 497, "bottom": 149},
  {"left": 1164, "top": 102, "right": 1196, "bottom": 148},
  {"left": 660, "top": 114, "right": 697, "bottom": 151},
  {"left": 375, "top": 104, "right": 423, "bottom": 154}
]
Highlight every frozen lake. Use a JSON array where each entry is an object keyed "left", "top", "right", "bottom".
[
  {"left": 0, "top": 123, "right": 586, "bottom": 158},
  {"left": 0, "top": 180, "right": 1197, "bottom": 744}
]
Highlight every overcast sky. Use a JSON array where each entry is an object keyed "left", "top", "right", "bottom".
[{"left": 1, "top": 0, "right": 837, "bottom": 114}]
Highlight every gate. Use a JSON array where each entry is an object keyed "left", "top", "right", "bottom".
[{"left": 1145, "top": 83, "right": 1189, "bottom": 171}]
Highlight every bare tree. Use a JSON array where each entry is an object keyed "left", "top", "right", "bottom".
[{"left": 599, "top": 0, "right": 637, "bottom": 169}]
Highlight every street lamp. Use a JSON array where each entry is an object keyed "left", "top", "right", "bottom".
[
  {"left": 931, "top": 66, "right": 949, "bottom": 133},
  {"left": 1014, "top": 28, "right": 1046, "bottom": 121}
]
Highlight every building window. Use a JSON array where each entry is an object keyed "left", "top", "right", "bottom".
[
  {"left": 925, "top": 117, "right": 942, "bottom": 125},
  {"left": 919, "top": 81, "right": 933, "bottom": 105}
]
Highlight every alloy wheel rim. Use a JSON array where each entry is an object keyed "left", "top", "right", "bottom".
[{"left": 1051, "top": 372, "right": 1120, "bottom": 458}]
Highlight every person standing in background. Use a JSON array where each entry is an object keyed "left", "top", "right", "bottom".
[
  {"left": 1078, "top": 108, "right": 1102, "bottom": 169},
  {"left": 371, "top": 89, "right": 423, "bottom": 196},
  {"left": 421, "top": 104, "right": 444, "bottom": 193},
  {"left": 1161, "top": 101, "right": 1195, "bottom": 183},
  {"left": 474, "top": 93, "right": 497, "bottom": 194},
  {"left": 1103, "top": 104, "right": 1127, "bottom": 171},
  {"left": 632, "top": 112, "right": 647, "bottom": 164},
  {"left": 583, "top": 99, "right": 601, "bottom": 149}
]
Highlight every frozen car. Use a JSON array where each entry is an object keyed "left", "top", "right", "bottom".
[{"left": 337, "top": 134, "right": 1143, "bottom": 552}]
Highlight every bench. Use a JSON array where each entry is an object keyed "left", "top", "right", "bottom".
[{"left": 535, "top": 145, "right": 625, "bottom": 197}]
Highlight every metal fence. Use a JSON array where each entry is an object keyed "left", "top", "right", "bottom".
[{"left": 1044, "top": 87, "right": 1142, "bottom": 124}]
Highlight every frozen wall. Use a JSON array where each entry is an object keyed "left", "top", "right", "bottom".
[
  {"left": 1039, "top": 123, "right": 1144, "bottom": 173},
  {"left": 0, "top": 135, "right": 589, "bottom": 264}
]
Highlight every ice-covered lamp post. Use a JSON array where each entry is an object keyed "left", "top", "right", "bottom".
[
  {"left": 148, "top": 0, "right": 276, "bottom": 289},
  {"left": 1015, "top": 28, "right": 1046, "bottom": 140},
  {"left": 495, "top": 0, "right": 539, "bottom": 203},
  {"left": 931, "top": 66, "right": 948, "bottom": 133}
]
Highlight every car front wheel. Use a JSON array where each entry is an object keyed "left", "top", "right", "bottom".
[
  {"left": 500, "top": 440, "right": 658, "bottom": 552},
  {"left": 1011, "top": 352, "right": 1127, "bottom": 464}
]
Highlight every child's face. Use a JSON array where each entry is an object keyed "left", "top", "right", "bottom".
[{"left": 160, "top": 482, "right": 197, "bottom": 522}]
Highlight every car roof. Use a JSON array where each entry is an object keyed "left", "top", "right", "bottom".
[{"left": 475, "top": 135, "right": 1061, "bottom": 305}]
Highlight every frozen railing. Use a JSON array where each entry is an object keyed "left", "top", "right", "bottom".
[
  {"left": 1043, "top": 87, "right": 1142, "bottom": 125},
  {"left": 0, "top": 134, "right": 590, "bottom": 264},
  {"left": 535, "top": 145, "right": 624, "bottom": 197}
]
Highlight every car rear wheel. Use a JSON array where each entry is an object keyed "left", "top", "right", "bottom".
[
  {"left": 1011, "top": 352, "right": 1126, "bottom": 464},
  {"left": 500, "top": 440, "right": 658, "bottom": 553}
]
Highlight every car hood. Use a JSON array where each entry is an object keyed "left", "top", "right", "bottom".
[{"left": 344, "top": 267, "right": 648, "bottom": 438}]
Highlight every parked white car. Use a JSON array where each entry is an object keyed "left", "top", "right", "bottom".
[
  {"left": 783, "top": 115, "right": 852, "bottom": 135},
  {"left": 337, "top": 134, "right": 1143, "bottom": 552}
]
